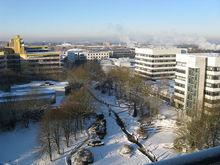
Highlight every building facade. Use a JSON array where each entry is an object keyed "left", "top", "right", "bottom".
[
  {"left": 8, "top": 35, "right": 62, "bottom": 76},
  {"left": 61, "top": 49, "right": 87, "bottom": 68},
  {"left": 135, "top": 47, "right": 186, "bottom": 79},
  {"left": 111, "top": 48, "right": 135, "bottom": 59},
  {"left": 0, "top": 50, "right": 20, "bottom": 73},
  {"left": 174, "top": 53, "right": 220, "bottom": 112},
  {"left": 85, "top": 50, "right": 112, "bottom": 60}
]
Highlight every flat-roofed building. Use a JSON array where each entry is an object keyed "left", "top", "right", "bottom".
[
  {"left": 174, "top": 53, "right": 220, "bottom": 112},
  {"left": 111, "top": 48, "right": 135, "bottom": 58},
  {"left": 85, "top": 50, "right": 112, "bottom": 60},
  {"left": 61, "top": 49, "right": 86, "bottom": 68},
  {"left": 8, "top": 36, "right": 62, "bottom": 76},
  {"left": 135, "top": 47, "right": 186, "bottom": 79},
  {"left": 21, "top": 51, "right": 61, "bottom": 75}
]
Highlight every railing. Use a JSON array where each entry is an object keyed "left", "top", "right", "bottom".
[{"left": 148, "top": 146, "right": 220, "bottom": 165}]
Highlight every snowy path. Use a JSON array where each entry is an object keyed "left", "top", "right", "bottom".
[
  {"left": 88, "top": 86, "right": 179, "bottom": 164},
  {"left": 88, "top": 95, "right": 151, "bottom": 165}
]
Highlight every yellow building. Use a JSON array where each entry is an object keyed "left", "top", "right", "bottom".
[
  {"left": 8, "top": 35, "right": 62, "bottom": 76},
  {"left": 8, "top": 35, "right": 25, "bottom": 54}
]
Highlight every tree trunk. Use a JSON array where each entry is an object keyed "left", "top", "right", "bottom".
[
  {"left": 47, "top": 134, "right": 52, "bottom": 161},
  {"left": 133, "top": 102, "right": 137, "bottom": 117}
]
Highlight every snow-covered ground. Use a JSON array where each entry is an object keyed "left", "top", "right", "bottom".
[
  {"left": 86, "top": 87, "right": 179, "bottom": 164},
  {"left": 141, "top": 104, "right": 178, "bottom": 160},
  {"left": 0, "top": 122, "right": 89, "bottom": 165},
  {"left": 87, "top": 97, "right": 150, "bottom": 165},
  {"left": 0, "top": 123, "right": 39, "bottom": 164},
  {"left": 0, "top": 85, "right": 179, "bottom": 165}
]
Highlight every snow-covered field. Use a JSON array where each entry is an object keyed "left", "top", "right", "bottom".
[
  {"left": 0, "top": 123, "right": 39, "bottom": 164},
  {"left": 0, "top": 85, "right": 179, "bottom": 165},
  {"left": 87, "top": 87, "right": 179, "bottom": 164},
  {"left": 87, "top": 97, "right": 150, "bottom": 165}
]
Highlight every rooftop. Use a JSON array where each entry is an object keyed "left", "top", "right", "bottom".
[{"left": 188, "top": 53, "right": 220, "bottom": 57}]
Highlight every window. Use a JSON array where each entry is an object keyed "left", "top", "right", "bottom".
[
  {"left": 176, "top": 69, "right": 186, "bottom": 74},
  {"left": 207, "top": 66, "right": 220, "bottom": 72}
]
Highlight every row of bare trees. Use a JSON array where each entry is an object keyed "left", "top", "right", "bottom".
[
  {"left": 38, "top": 88, "right": 94, "bottom": 161},
  {"left": 38, "top": 61, "right": 104, "bottom": 161},
  {"left": 104, "top": 67, "right": 161, "bottom": 118}
]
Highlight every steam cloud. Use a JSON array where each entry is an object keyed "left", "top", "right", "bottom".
[{"left": 106, "top": 24, "right": 220, "bottom": 50}]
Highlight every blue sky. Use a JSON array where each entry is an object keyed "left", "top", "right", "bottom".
[{"left": 0, "top": 0, "right": 220, "bottom": 41}]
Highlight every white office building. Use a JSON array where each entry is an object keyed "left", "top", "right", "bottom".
[
  {"left": 174, "top": 53, "right": 220, "bottom": 112},
  {"left": 86, "top": 50, "right": 112, "bottom": 60},
  {"left": 135, "top": 47, "right": 186, "bottom": 79},
  {"left": 63, "top": 49, "right": 86, "bottom": 62}
]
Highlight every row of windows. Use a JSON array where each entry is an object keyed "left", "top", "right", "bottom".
[
  {"left": 25, "top": 59, "right": 60, "bottom": 63},
  {"left": 206, "top": 83, "right": 220, "bottom": 88},
  {"left": 29, "top": 63, "right": 60, "bottom": 67},
  {"left": 136, "top": 53, "right": 176, "bottom": 58},
  {"left": 136, "top": 62, "right": 175, "bottom": 68},
  {"left": 204, "top": 98, "right": 220, "bottom": 104},
  {"left": 176, "top": 61, "right": 186, "bottom": 67},
  {"left": 176, "top": 69, "right": 186, "bottom": 74},
  {"left": 0, "top": 55, "right": 20, "bottom": 60},
  {"left": 88, "top": 57, "right": 107, "bottom": 60},
  {"left": 206, "top": 66, "right": 220, "bottom": 72},
  {"left": 175, "top": 82, "right": 185, "bottom": 88},
  {"left": 135, "top": 57, "right": 176, "bottom": 63},
  {"left": 28, "top": 54, "right": 60, "bottom": 58},
  {"left": 174, "top": 89, "right": 185, "bottom": 95},
  {"left": 174, "top": 95, "right": 184, "bottom": 102},
  {"left": 87, "top": 53, "right": 109, "bottom": 56},
  {"left": 136, "top": 67, "right": 175, "bottom": 73},
  {"left": 206, "top": 75, "right": 220, "bottom": 80},
  {"left": 175, "top": 75, "right": 185, "bottom": 81},
  {"left": 205, "top": 90, "right": 220, "bottom": 96},
  {"left": 136, "top": 70, "right": 174, "bottom": 77}
]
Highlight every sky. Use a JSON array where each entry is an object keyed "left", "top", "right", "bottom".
[{"left": 0, "top": 0, "right": 220, "bottom": 42}]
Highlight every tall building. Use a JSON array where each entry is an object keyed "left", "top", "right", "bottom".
[
  {"left": 174, "top": 53, "right": 220, "bottom": 112},
  {"left": 8, "top": 36, "right": 61, "bottom": 76},
  {"left": 135, "top": 47, "right": 186, "bottom": 79}
]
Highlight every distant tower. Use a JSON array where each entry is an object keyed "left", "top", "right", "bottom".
[{"left": 9, "top": 35, "right": 25, "bottom": 54}]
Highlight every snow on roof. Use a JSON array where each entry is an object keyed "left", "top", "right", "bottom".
[
  {"left": 101, "top": 58, "right": 135, "bottom": 68},
  {"left": 11, "top": 81, "right": 69, "bottom": 91},
  {"left": 188, "top": 53, "right": 220, "bottom": 58},
  {"left": 0, "top": 88, "right": 55, "bottom": 98}
]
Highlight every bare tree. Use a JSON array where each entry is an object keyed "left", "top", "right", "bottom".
[
  {"left": 174, "top": 108, "right": 220, "bottom": 152},
  {"left": 50, "top": 110, "right": 62, "bottom": 154},
  {"left": 38, "top": 110, "right": 54, "bottom": 161}
]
